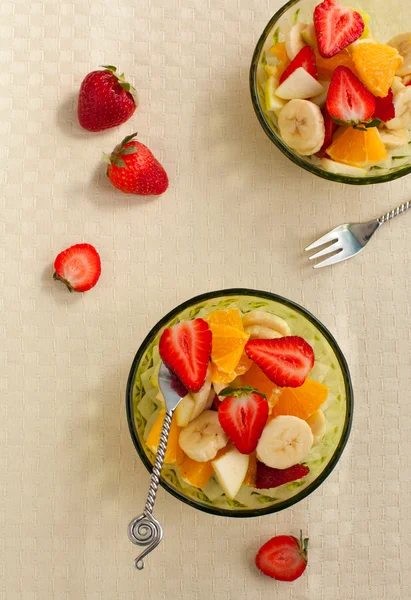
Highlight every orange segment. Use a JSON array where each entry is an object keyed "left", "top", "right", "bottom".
[
  {"left": 315, "top": 48, "right": 358, "bottom": 80},
  {"left": 206, "top": 308, "right": 243, "bottom": 329},
  {"left": 352, "top": 42, "right": 403, "bottom": 97},
  {"left": 270, "top": 378, "right": 329, "bottom": 421},
  {"left": 178, "top": 455, "right": 214, "bottom": 488},
  {"left": 209, "top": 323, "right": 249, "bottom": 374},
  {"left": 327, "top": 127, "right": 387, "bottom": 168},
  {"left": 210, "top": 352, "right": 253, "bottom": 384},
  {"left": 269, "top": 42, "right": 288, "bottom": 64},
  {"left": 241, "top": 362, "right": 281, "bottom": 412},
  {"left": 146, "top": 409, "right": 184, "bottom": 465},
  {"left": 243, "top": 452, "right": 257, "bottom": 487}
]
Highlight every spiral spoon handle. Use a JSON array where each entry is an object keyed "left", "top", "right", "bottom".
[{"left": 128, "top": 409, "right": 172, "bottom": 570}]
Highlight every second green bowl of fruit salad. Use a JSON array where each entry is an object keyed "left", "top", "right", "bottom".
[
  {"left": 126, "top": 289, "right": 353, "bottom": 517},
  {"left": 250, "top": 0, "right": 411, "bottom": 185}
]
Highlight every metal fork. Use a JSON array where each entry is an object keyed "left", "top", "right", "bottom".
[{"left": 305, "top": 201, "right": 411, "bottom": 269}]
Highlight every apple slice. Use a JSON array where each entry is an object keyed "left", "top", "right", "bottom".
[
  {"left": 276, "top": 67, "right": 325, "bottom": 100},
  {"left": 310, "top": 80, "right": 331, "bottom": 108},
  {"left": 265, "top": 76, "right": 288, "bottom": 115},
  {"left": 175, "top": 395, "right": 195, "bottom": 427},
  {"left": 212, "top": 446, "right": 249, "bottom": 500}
]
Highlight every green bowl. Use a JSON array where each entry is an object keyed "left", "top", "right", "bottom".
[
  {"left": 250, "top": 0, "right": 411, "bottom": 185},
  {"left": 126, "top": 289, "right": 353, "bottom": 517}
]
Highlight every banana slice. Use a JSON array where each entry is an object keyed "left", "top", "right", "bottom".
[
  {"left": 403, "top": 75, "right": 411, "bottom": 85},
  {"left": 175, "top": 395, "right": 195, "bottom": 427},
  {"left": 306, "top": 410, "right": 326, "bottom": 446},
  {"left": 256, "top": 415, "right": 313, "bottom": 470},
  {"left": 189, "top": 365, "right": 212, "bottom": 421},
  {"left": 388, "top": 33, "right": 411, "bottom": 76},
  {"left": 285, "top": 23, "right": 307, "bottom": 60},
  {"left": 310, "top": 81, "right": 331, "bottom": 109},
  {"left": 321, "top": 158, "right": 367, "bottom": 177},
  {"left": 392, "top": 76, "right": 406, "bottom": 96},
  {"left": 242, "top": 311, "right": 291, "bottom": 336},
  {"left": 379, "top": 127, "right": 409, "bottom": 149},
  {"left": 386, "top": 87, "right": 411, "bottom": 130},
  {"left": 278, "top": 99, "right": 325, "bottom": 155},
  {"left": 179, "top": 410, "right": 228, "bottom": 462},
  {"left": 244, "top": 325, "right": 282, "bottom": 340}
]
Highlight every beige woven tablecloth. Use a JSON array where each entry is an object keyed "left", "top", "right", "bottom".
[{"left": 1, "top": 0, "right": 411, "bottom": 598}]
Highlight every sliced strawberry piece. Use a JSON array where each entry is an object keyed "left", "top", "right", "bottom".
[
  {"left": 245, "top": 336, "right": 314, "bottom": 388},
  {"left": 314, "top": 0, "right": 365, "bottom": 59},
  {"left": 316, "top": 108, "right": 337, "bottom": 157},
  {"left": 53, "top": 243, "right": 101, "bottom": 292},
  {"left": 373, "top": 89, "right": 395, "bottom": 123},
  {"left": 279, "top": 46, "right": 318, "bottom": 84},
  {"left": 256, "top": 462, "right": 309, "bottom": 489},
  {"left": 159, "top": 319, "right": 212, "bottom": 392},
  {"left": 326, "top": 66, "right": 376, "bottom": 124},
  {"left": 218, "top": 387, "right": 269, "bottom": 454},
  {"left": 256, "top": 532, "right": 308, "bottom": 581}
]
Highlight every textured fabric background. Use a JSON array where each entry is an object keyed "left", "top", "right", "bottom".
[{"left": 1, "top": 0, "right": 411, "bottom": 598}]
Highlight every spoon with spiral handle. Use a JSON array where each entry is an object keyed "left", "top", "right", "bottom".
[{"left": 128, "top": 362, "right": 186, "bottom": 570}]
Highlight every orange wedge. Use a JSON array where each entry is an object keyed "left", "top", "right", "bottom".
[
  {"left": 243, "top": 452, "right": 257, "bottom": 487},
  {"left": 315, "top": 48, "right": 358, "bottom": 80},
  {"left": 327, "top": 127, "right": 387, "bottom": 168},
  {"left": 206, "top": 308, "right": 243, "bottom": 329},
  {"left": 270, "top": 379, "right": 329, "bottom": 421},
  {"left": 209, "top": 325, "right": 249, "bottom": 374},
  {"left": 178, "top": 455, "right": 214, "bottom": 488},
  {"left": 268, "top": 42, "right": 290, "bottom": 78},
  {"left": 240, "top": 362, "right": 281, "bottom": 411},
  {"left": 146, "top": 409, "right": 184, "bottom": 465},
  {"left": 352, "top": 42, "right": 403, "bottom": 97},
  {"left": 210, "top": 352, "right": 253, "bottom": 384}
]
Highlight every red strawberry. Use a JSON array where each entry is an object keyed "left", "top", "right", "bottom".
[
  {"left": 256, "top": 532, "right": 309, "bottom": 582},
  {"left": 78, "top": 66, "right": 137, "bottom": 132},
  {"left": 279, "top": 46, "right": 318, "bottom": 84},
  {"left": 314, "top": 0, "right": 364, "bottom": 59},
  {"left": 245, "top": 336, "right": 314, "bottom": 388},
  {"left": 218, "top": 387, "right": 269, "bottom": 454},
  {"left": 105, "top": 133, "right": 168, "bottom": 196},
  {"left": 407, "top": 81, "right": 411, "bottom": 87},
  {"left": 256, "top": 462, "right": 309, "bottom": 489},
  {"left": 53, "top": 243, "right": 101, "bottom": 292},
  {"left": 374, "top": 89, "right": 395, "bottom": 123},
  {"left": 159, "top": 319, "right": 212, "bottom": 392},
  {"left": 326, "top": 66, "right": 376, "bottom": 124},
  {"left": 316, "top": 108, "right": 337, "bottom": 157}
]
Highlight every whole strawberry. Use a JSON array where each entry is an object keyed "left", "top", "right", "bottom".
[
  {"left": 53, "top": 243, "right": 101, "bottom": 292},
  {"left": 78, "top": 66, "right": 137, "bottom": 132},
  {"left": 105, "top": 133, "right": 169, "bottom": 196}
]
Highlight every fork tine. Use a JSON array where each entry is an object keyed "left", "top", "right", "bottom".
[
  {"left": 308, "top": 241, "right": 341, "bottom": 261},
  {"left": 313, "top": 248, "right": 352, "bottom": 269},
  {"left": 305, "top": 229, "right": 340, "bottom": 252}
]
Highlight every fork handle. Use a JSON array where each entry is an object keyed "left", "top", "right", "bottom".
[
  {"left": 128, "top": 409, "right": 173, "bottom": 570},
  {"left": 378, "top": 201, "right": 411, "bottom": 225}
]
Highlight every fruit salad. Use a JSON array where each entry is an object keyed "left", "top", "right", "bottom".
[
  {"left": 257, "top": 0, "right": 411, "bottom": 178},
  {"left": 132, "top": 295, "right": 349, "bottom": 511}
]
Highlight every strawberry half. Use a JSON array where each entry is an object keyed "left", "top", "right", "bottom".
[
  {"left": 314, "top": 0, "right": 365, "bottom": 59},
  {"left": 245, "top": 336, "right": 314, "bottom": 388},
  {"left": 256, "top": 532, "right": 309, "bottom": 582},
  {"left": 326, "top": 66, "right": 376, "bottom": 124},
  {"left": 218, "top": 387, "right": 269, "bottom": 454},
  {"left": 374, "top": 89, "right": 395, "bottom": 123},
  {"left": 279, "top": 46, "right": 318, "bottom": 84},
  {"left": 255, "top": 462, "right": 309, "bottom": 489},
  {"left": 78, "top": 66, "right": 137, "bottom": 132},
  {"left": 159, "top": 319, "right": 212, "bottom": 392},
  {"left": 316, "top": 107, "right": 337, "bottom": 157},
  {"left": 53, "top": 243, "right": 101, "bottom": 292}
]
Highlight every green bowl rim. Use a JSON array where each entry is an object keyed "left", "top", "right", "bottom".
[
  {"left": 249, "top": 0, "right": 411, "bottom": 186},
  {"left": 126, "top": 288, "right": 354, "bottom": 518}
]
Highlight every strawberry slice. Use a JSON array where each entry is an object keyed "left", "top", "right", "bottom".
[
  {"left": 256, "top": 532, "right": 309, "bottom": 581},
  {"left": 245, "top": 336, "right": 314, "bottom": 388},
  {"left": 316, "top": 107, "right": 337, "bottom": 157},
  {"left": 314, "top": 0, "right": 365, "bottom": 59},
  {"left": 53, "top": 243, "right": 101, "bottom": 292},
  {"left": 374, "top": 89, "right": 395, "bottom": 123},
  {"left": 279, "top": 46, "right": 318, "bottom": 84},
  {"left": 255, "top": 461, "right": 309, "bottom": 489},
  {"left": 218, "top": 387, "right": 269, "bottom": 454},
  {"left": 159, "top": 319, "right": 212, "bottom": 392},
  {"left": 326, "top": 66, "right": 376, "bottom": 124}
]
